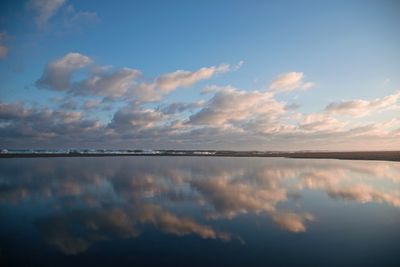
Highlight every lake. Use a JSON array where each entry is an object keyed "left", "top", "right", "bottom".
[{"left": 0, "top": 157, "right": 399, "bottom": 266}]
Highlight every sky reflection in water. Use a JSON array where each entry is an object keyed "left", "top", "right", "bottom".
[{"left": 0, "top": 157, "right": 399, "bottom": 266}]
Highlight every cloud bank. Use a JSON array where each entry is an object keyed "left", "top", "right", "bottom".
[{"left": 1, "top": 52, "right": 400, "bottom": 150}]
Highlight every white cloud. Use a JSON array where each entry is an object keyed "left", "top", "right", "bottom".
[
  {"left": 299, "top": 113, "right": 347, "bottom": 132},
  {"left": 73, "top": 68, "right": 141, "bottom": 98},
  {"left": 0, "top": 101, "right": 102, "bottom": 144},
  {"left": 133, "top": 64, "right": 231, "bottom": 102},
  {"left": 9, "top": 55, "right": 400, "bottom": 150},
  {"left": 269, "top": 72, "right": 315, "bottom": 93},
  {"left": 37, "top": 53, "right": 232, "bottom": 101},
  {"left": 189, "top": 86, "right": 285, "bottom": 128},
  {"left": 325, "top": 91, "right": 400, "bottom": 117},
  {"left": 158, "top": 64, "right": 229, "bottom": 92},
  {"left": 36, "top": 52, "right": 92, "bottom": 90}
]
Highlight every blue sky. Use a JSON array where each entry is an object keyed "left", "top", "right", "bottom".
[{"left": 0, "top": 0, "right": 399, "bottom": 150}]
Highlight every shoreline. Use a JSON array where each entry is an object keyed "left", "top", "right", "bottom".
[{"left": 1, "top": 151, "right": 399, "bottom": 162}]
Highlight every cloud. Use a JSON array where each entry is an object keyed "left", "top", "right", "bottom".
[
  {"left": 28, "top": 0, "right": 66, "bottom": 28},
  {"left": 108, "top": 105, "right": 165, "bottom": 134},
  {"left": 325, "top": 91, "right": 400, "bottom": 117},
  {"left": 72, "top": 67, "right": 141, "bottom": 98},
  {"left": 36, "top": 52, "right": 140, "bottom": 98},
  {"left": 2, "top": 89, "right": 400, "bottom": 150},
  {"left": 269, "top": 72, "right": 315, "bottom": 93},
  {"left": 36, "top": 53, "right": 232, "bottom": 101},
  {"left": 133, "top": 64, "right": 231, "bottom": 102},
  {"left": 189, "top": 86, "right": 285, "bottom": 129},
  {"left": 298, "top": 113, "right": 347, "bottom": 132},
  {"left": 285, "top": 103, "right": 301, "bottom": 110},
  {"left": 83, "top": 99, "right": 102, "bottom": 110},
  {"left": 158, "top": 64, "right": 230, "bottom": 92},
  {"left": 232, "top": 60, "right": 244, "bottom": 71},
  {"left": 271, "top": 212, "right": 314, "bottom": 232},
  {"left": 62, "top": 4, "right": 100, "bottom": 30},
  {"left": 0, "top": 101, "right": 102, "bottom": 146},
  {"left": 27, "top": 0, "right": 99, "bottom": 30},
  {"left": 8, "top": 53, "right": 400, "bottom": 150},
  {"left": 36, "top": 52, "right": 93, "bottom": 90},
  {"left": 157, "top": 101, "right": 204, "bottom": 115}
]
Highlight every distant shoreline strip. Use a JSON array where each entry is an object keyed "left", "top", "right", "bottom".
[{"left": 0, "top": 151, "right": 399, "bottom": 162}]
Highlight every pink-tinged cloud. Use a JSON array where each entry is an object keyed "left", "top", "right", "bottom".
[{"left": 269, "top": 72, "right": 315, "bottom": 92}]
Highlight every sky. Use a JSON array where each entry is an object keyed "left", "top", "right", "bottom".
[{"left": 0, "top": 0, "right": 399, "bottom": 150}]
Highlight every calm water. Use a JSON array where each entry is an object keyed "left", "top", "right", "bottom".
[{"left": 0, "top": 157, "right": 399, "bottom": 266}]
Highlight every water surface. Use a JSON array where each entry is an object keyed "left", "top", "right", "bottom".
[{"left": 0, "top": 157, "right": 399, "bottom": 266}]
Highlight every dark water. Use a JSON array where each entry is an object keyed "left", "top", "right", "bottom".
[{"left": 0, "top": 157, "right": 399, "bottom": 267}]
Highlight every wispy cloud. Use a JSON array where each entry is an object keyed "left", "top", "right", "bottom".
[
  {"left": 27, "top": 0, "right": 66, "bottom": 28},
  {"left": 325, "top": 91, "right": 400, "bottom": 117},
  {"left": 132, "top": 64, "right": 231, "bottom": 102},
  {"left": 27, "top": 0, "right": 99, "bottom": 30},
  {"left": 269, "top": 72, "right": 315, "bottom": 93}
]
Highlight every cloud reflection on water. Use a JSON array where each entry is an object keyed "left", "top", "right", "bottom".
[{"left": 0, "top": 157, "right": 399, "bottom": 254}]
